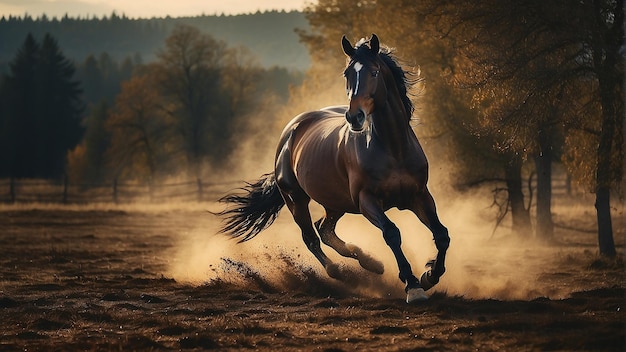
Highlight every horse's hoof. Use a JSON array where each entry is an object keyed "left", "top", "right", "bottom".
[
  {"left": 325, "top": 263, "right": 342, "bottom": 280},
  {"left": 406, "top": 288, "right": 428, "bottom": 303},
  {"left": 346, "top": 243, "right": 384, "bottom": 274},
  {"left": 360, "top": 257, "right": 384, "bottom": 275},
  {"left": 420, "top": 271, "right": 438, "bottom": 291}
]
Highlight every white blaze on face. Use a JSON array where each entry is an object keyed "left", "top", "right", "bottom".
[{"left": 353, "top": 61, "right": 363, "bottom": 96}]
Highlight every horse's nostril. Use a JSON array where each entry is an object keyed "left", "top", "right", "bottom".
[{"left": 345, "top": 111, "right": 365, "bottom": 126}]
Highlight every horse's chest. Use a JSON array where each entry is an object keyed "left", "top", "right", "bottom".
[{"left": 372, "top": 169, "right": 424, "bottom": 209}]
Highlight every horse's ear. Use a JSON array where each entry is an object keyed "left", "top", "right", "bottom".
[
  {"left": 370, "top": 34, "right": 380, "bottom": 54},
  {"left": 342, "top": 35, "right": 355, "bottom": 57}
]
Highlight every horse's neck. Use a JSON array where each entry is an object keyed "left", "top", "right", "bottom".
[{"left": 372, "top": 93, "right": 411, "bottom": 159}]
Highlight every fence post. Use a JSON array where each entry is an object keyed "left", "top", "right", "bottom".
[
  {"left": 113, "top": 178, "right": 118, "bottom": 204},
  {"left": 62, "top": 175, "right": 68, "bottom": 204},
  {"left": 9, "top": 177, "right": 15, "bottom": 203},
  {"left": 197, "top": 178, "right": 203, "bottom": 202}
]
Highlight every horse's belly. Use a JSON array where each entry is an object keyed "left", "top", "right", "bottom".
[
  {"left": 307, "top": 185, "right": 358, "bottom": 212},
  {"left": 292, "top": 141, "right": 359, "bottom": 211},
  {"left": 294, "top": 157, "right": 358, "bottom": 211}
]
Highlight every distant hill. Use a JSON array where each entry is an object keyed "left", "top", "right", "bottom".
[{"left": 0, "top": 10, "right": 311, "bottom": 72}]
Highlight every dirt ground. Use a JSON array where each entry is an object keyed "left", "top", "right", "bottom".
[{"left": 0, "top": 202, "right": 624, "bottom": 351}]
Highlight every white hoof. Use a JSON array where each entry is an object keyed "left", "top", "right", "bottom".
[{"left": 406, "top": 288, "right": 429, "bottom": 303}]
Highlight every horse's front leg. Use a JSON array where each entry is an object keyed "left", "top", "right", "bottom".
[
  {"left": 411, "top": 189, "right": 450, "bottom": 291},
  {"left": 359, "top": 192, "right": 428, "bottom": 303}
]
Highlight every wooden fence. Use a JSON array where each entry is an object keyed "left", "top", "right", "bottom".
[
  {"left": 0, "top": 170, "right": 579, "bottom": 205},
  {"left": 0, "top": 177, "right": 240, "bottom": 204}
]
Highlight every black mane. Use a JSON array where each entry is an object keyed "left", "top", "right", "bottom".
[{"left": 350, "top": 41, "right": 416, "bottom": 121}]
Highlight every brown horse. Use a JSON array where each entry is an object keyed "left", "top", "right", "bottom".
[{"left": 216, "top": 34, "right": 449, "bottom": 303}]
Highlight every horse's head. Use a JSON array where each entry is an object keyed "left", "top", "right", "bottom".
[{"left": 342, "top": 34, "right": 387, "bottom": 131}]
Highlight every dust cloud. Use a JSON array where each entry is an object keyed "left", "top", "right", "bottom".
[
  {"left": 167, "top": 67, "right": 589, "bottom": 301},
  {"left": 168, "top": 179, "right": 579, "bottom": 301}
]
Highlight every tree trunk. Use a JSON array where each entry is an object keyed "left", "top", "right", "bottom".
[
  {"left": 505, "top": 157, "right": 531, "bottom": 238},
  {"left": 595, "top": 88, "right": 617, "bottom": 256},
  {"left": 534, "top": 126, "right": 554, "bottom": 241},
  {"left": 589, "top": 0, "right": 621, "bottom": 257},
  {"left": 595, "top": 186, "right": 616, "bottom": 256}
]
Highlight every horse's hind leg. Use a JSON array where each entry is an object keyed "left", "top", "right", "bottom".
[
  {"left": 275, "top": 163, "right": 344, "bottom": 280},
  {"left": 275, "top": 135, "right": 337, "bottom": 278},
  {"left": 279, "top": 188, "right": 344, "bottom": 279},
  {"left": 315, "top": 209, "right": 384, "bottom": 274},
  {"left": 411, "top": 188, "right": 450, "bottom": 291}
]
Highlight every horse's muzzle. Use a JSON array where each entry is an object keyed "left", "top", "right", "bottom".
[{"left": 346, "top": 110, "right": 366, "bottom": 131}]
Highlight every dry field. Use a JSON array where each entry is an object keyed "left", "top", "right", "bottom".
[{"left": 0, "top": 198, "right": 624, "bottom": 351}]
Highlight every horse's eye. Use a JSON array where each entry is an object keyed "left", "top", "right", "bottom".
[{"left": 372, "top": 70, "right": 380, "bottom": 77}]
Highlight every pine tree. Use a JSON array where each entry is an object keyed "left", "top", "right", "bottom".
[
  {"left": 0, "top": 33, "right": 83, "bottom": 179},
  {"left": 37, "top": 33, "right": 84, "bottom": 178}
]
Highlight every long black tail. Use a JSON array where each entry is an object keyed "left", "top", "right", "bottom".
[{"left": 215, "top": 173, "right": 285, "bottom": 242}]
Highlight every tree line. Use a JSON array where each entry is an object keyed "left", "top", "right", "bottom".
[
  {"left": 0, "top": 25, "right": 303, "bottom": 186},
  {"left": 294, "top": 0, "right": 622, "bottom": 256},
  {"left": 0, "top": 10, "right": 310, "bottom": 72}
]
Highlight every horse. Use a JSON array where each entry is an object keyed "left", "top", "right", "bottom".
[{"left": 216, "top": 34, "right": 450, "bottom": 303}]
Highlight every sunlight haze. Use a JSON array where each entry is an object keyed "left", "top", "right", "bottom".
[{"left": 0, "top": 0, "right": 311, "bottom": 18}]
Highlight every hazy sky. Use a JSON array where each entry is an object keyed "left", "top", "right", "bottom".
[{"left": 0, "top": 0, "right": 312, "bottom": 19}]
